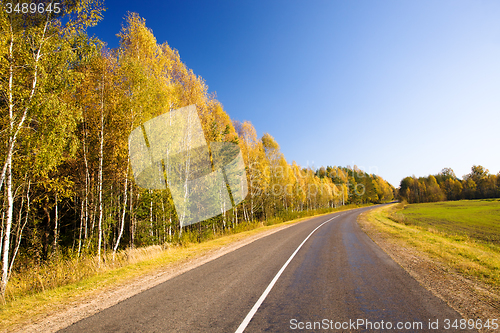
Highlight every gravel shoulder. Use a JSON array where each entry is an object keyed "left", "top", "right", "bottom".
[{"left": 357, "top": 205, "right": 500, "bottom": 333}]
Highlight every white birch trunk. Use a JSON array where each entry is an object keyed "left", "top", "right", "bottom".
[
  {"left": 83, "top": 121, "right": 90, "bottom": 243},
  {"left": 1, "top": 156, "right": 13, "bottom": 298},
  {"left": 113, "top": 161, "right": 129, "bottom": 257},
  {"left": 78, "top": 199, "right": 84, "bottom": 257},
  {"left": 53, "top": 193, "right": 58, "bottom": 253},
  {"left": 0, "top": 212, "right": 4, "bottom": 264},
  {"left": 161, "top": 197, "right": 166, "bottom": 243},
  {"left": 97, "top": 70, "right": 105, "bottom": 265},
  {"left": 129, "top": 184, "right": 134, "bottom": 248},
  {"left": 8, "top": 181, "right": 30, "bottom": 281},
  {"left": 149, "top": 190, "right": 153, "bottom": 237}
]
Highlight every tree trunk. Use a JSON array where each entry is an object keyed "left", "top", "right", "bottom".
[
  {"left": 78, "top": 199, "right": 84, "bottom": 257},
  {"left": 83, "top": 117, "right": 90, "bottom": 245},
  {"left": 235, "top": 205, "right": 238, "bottom": 226},
  {"left": 113, "top": 162, "right": 129, "bottom": 257},
  {"left": 129, "top": 185, "right": 135, "bottom": 248},
  {"left": 1, "top": 156, "right": 13, "bottom": 299},
  {"left": 0, "top": 212, "right": 5, "bottom": 264},
  {"left": 53, "top": 193, "right": 59, "bottom": 253},
  {"left": 161, "top": 197, "right": 166, "bottom": 243},
  {"left": 97, "top": 69, "right": 105, "bottom": 265},
  {"left": 149, "top": 190, "right": 153, "bottom": 237},
  {"left": 8, "top": 180, "right": 30, "bottom": 282}
]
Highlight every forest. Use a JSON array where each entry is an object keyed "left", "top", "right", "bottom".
[
  {"left": 0, "top": 1, "right": 394, "bottom": 299},
  {"left": 399, "top": 166, "right": 500, "bottom": 204}
]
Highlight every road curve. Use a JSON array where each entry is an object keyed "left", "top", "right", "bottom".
[{"left": 59, "top": 206, "right": 472, "bottom": 332}]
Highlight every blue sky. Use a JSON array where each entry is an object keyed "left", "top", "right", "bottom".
[{"left": 88, "top": 0, "right": 500, "bottom": 186}]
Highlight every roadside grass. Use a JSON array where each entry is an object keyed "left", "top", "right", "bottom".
[
  {"left": 0, "top": 203, "right": 371, "bottom": 330},
  {"left": 361, "top": 201, "right": 500, "bottom": 290}
]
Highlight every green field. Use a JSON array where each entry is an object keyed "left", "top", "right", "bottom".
[
  {"left": 391, "top": 199, "right": 500, "bottom": 246},
  {"left": 360, "top": 199, "right": 500, "bottom": 290}
]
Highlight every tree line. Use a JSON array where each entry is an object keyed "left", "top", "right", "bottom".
[
  {"left": 399, "top": 166, "right": 500, "bottom": 204},
  {"left": 0, "top": 2, "right": 394, "bottom": 298}
]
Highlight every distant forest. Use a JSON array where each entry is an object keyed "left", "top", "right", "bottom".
[
  {"left": 0, "top": 3, "right": 394, "bottom": 296},
  {"left": 399, "top": 166, "right": 500, "bottom": 204}
]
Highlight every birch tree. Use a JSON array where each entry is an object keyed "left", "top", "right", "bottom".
[{"left": 0, "top": 0, "right": 104, "bottom": 298}]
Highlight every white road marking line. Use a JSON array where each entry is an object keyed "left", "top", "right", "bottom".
[{"left": 234, "top": 213, "right": 344, "bottom": 333}]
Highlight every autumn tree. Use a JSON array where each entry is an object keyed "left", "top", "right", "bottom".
[
  {"left": 399, "top": 165, "right": 499, "bottom": 203},
  {"left": 0, "top": 0, "right": 104, "bottom": 298}
]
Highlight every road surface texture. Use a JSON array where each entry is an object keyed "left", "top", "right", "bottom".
[{"left": 60, "top": 206, "right": 473, "bottom": 332}]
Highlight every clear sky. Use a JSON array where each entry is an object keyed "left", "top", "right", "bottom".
[{"left": 88, "top": 0, "right": 500, "bottom": 187}]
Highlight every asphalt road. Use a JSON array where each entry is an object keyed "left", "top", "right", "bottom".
[{"left": 60, "top": 206, "right": 473, "bottom": 332}]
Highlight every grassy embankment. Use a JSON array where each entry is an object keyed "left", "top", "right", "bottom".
[
  {"left": 360, "top": 199, "right": 500, "bottom": 289},
  {"left": 0, "top": 203, "right": 372, "bottom": 330}
]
